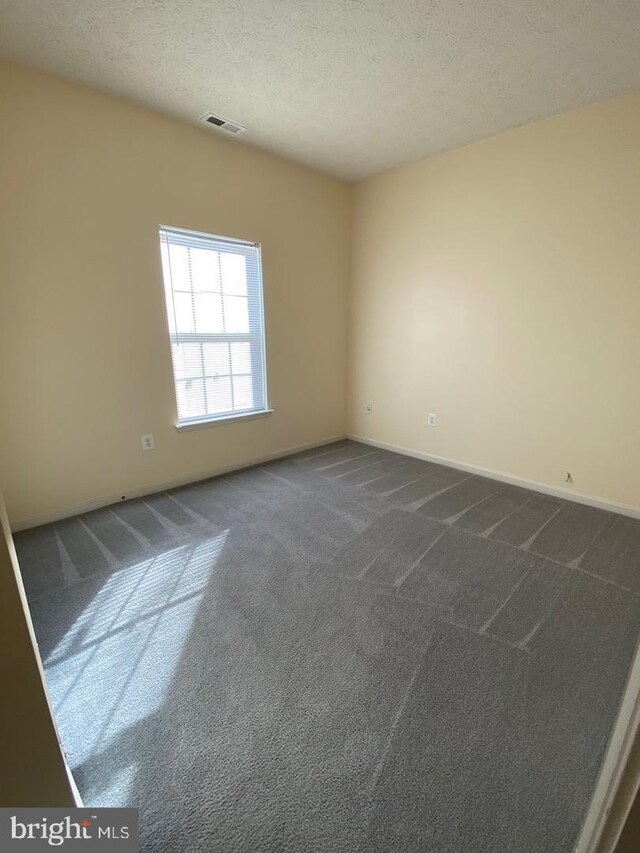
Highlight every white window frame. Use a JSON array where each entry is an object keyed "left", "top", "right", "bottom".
[{"left": 159, "top": 225, "right": 271, "bottom": 429}]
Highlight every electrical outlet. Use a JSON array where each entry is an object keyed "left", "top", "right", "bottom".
[
  {"left": 427, "top": 413, "right": 437, "bottom": 427},
  {"left": 365, "top": 403, "right": 373, "bottom": 414},
  {"left": 141, "top": 433, "right": 155, "bottom": 451}
]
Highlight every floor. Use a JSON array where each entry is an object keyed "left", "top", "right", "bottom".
[{"left": 16, "top": 440, "right": 640, "bottom": 852}]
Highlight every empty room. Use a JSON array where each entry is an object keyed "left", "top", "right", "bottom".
[{"left": 1, "top": 1, "right": 640, "bottom": 851}]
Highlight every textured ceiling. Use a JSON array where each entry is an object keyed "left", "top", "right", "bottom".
[{"left": 0, "top": 1, "right": 639, "bottom": 181}]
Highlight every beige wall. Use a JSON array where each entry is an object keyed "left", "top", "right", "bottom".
[
  {"left": 2, "top": 64, "right": 639, "bottom": 524},
  {"left": 348, "top": 93, "right": 640, "bottom": 511},
  {"left": 0, "top": 62, "right": 352, "bottom": 527},
  {"left": 0, "top": 489, "right": 76, "bottom": 805}
]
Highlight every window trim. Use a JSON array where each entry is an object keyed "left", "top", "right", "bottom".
[
  {"left": 174, "top": 407, "right": 274, "bottom": 431},
  {"left": 159, "top": 224, "right": 270, "bottom": 427}
]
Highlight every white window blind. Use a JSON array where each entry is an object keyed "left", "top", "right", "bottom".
[{"left": 159, "top": 226, "right": 268, "bottom": 425}]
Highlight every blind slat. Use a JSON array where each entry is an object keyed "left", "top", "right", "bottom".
[{"left": 159, "top": 226, "right": 267, "bottom": 423}]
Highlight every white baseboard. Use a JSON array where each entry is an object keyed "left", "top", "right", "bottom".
[
  {"left": 11, "top": 433, "right": 347, "bottom": 532},
  {"left": 348, "top": 433, "right": 640, "bottom": 520}
]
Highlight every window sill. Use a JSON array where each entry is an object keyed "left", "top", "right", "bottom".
[{"left": 174, "top": 408, "right": 274, "bottom": 432}]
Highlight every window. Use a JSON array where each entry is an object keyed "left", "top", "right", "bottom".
[{"left": 159, "top": 226, "right": 268, "bottom": 426}]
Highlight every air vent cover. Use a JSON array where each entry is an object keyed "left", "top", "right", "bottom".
[{"left": 200, "top": 113, "right": 246, "bottom": 135}]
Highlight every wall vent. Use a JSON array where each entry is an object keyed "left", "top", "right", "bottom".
[{"left": 200, "top": 113, "right": 246, "bottom": 135}]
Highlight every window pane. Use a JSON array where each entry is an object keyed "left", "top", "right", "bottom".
[
  {"left": 223, "top": 295, "right": 249, "bottom": 333},
  {"left": 173, "top": 292, "right": 195, "bottom": 333},
  {"left": 167, "top": 243, "right": 192, "bottom": 291},
  {"left": 171, "top": 343, "right": 201, "bottom": 379},
  {"left": 159, "top": 227, "right": 267, "bottom": 424},
  {"left": 176, "top": 379, "right": 206, "bottom": 420},
  {"left": 230, "top": 341, "right": 251, "bottom": 374},
  {"left": 205, "top": 376, "right": 233, "bottom": 414},
  {"left": 202, "top": 342, "right": 230, "bottom": 377},
  {"left": 189, "top": 247, "right": 221, "bottom": 292},
  {"left": 194, "top": 292, "right": 223, "bottom": 333},
  {"left": 160, "top": 244, "right": 178, "bottom": 334},
  {"left": 232, "top": 375, "right": 254, "bottom": 410},
  {"left": 220, "top": 252, "right": 247, "bottom": 295}
]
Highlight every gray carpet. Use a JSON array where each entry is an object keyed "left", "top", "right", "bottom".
[{"left": 15, "top": 440, "right": 640, "bottom": 852}]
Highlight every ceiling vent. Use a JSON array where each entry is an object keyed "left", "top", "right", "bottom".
[{"left": 200, "top": 113, "right": 246, "bottom": 135}]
